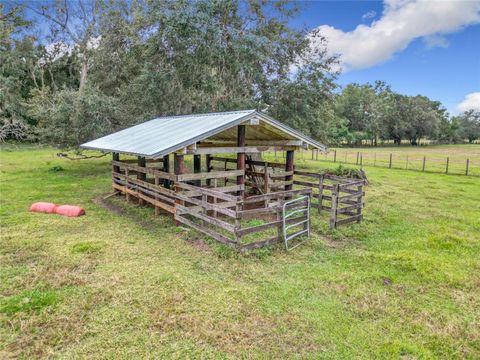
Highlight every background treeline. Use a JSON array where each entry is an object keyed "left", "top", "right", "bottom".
[{"left": 1, "top": 1, "right": 479, "bottom": 148}]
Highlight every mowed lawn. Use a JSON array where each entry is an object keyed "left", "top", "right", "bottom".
[{"left": 1, "top": 145, "right": 479, "bottom": 359}]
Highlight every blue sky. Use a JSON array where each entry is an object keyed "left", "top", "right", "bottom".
[{"left": 291, "top": 0, "right": 480, "bottom": 114}]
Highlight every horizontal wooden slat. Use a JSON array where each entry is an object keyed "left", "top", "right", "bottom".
[
  {"left": 236, "top": 215, "right": 306, "bottom": 237},
  {"left": 243, "top": 188, "right": 312, "bottom": 203},
  {"left": 113, "top": 172, "right": 176, "bottom": 197},
  {"left": 175, "top": 182, "right": 240, "bottom": 202},
  {"left": 338, "top": 191, "right": 364, "bottom": 202},
  {"left": 269, "top": 171, "right": 293, "bottom": 179},
  {"left": 113, "top": 178, "right": 175, "bottom": 205},
  {"left": 112, "top": 183, "right": 175, "bottom": 213},
  {"left": 113, "top": 161, "right": 176, "bottom": 180},
  {"left": 338, "top": 180, "right": 365, "bottom": 188},
  {"left": 176, "top": 169, "right": 244, "bottom": 182},
  {"left": 175, "top": 194, "right": 237, "bottom": 218},
  {"left": 174, "top": 215, "right": 238, "bottom": 246},
  {"left": 176, "top": 205, "right": 235, "bottom": 232},
  {"left": 336, "top": 203, "right": 363, "bottom": 214},
  {"left": 293, "top": 170, "right": 320, "bottom": 178},
  {"left": 335, "top": 214, "right": 363, "bottom": 226},
  {"left": 293, "top": 180, "right": 317, "bottom": 187}
]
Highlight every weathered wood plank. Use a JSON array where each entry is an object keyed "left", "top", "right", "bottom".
[
  {"left": 175, "top": 194, "right": 237, "bottom": 218},
  {"left": 336, "top": 203, "right": 363, "bottom": 214},
  {"left": 175, "top": 182, "right": 240, "bottom": 202},
  {"left": 174, "top": 215, "right": 238, "bottom": 246},
  {"left": 335, "top": 214, "right": 363, "bottom": 226},
  {"left": 176, "top": 169, "right": 244, "bottom": 182},
  {"left": 238, "top": 236, "right": 281, "bottom": 250},
  {"left": 112, "top": 183, "right": 175, "bottom": 213},
  {"left": 176, "top": 204, "right": 235, "bottom": 232},
  {"left": 113, "top": 161, "right": 176, "bottom": 180}
]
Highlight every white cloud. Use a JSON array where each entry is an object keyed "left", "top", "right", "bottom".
[
  {"left": 457, "top": 92, "right": 480, "bottom": 113},
  {"left": 309, "top": 0, "right": 480, "bottom": 71},
  {"left": 362, "top": 10, "right": 377, "bottom": 21}
]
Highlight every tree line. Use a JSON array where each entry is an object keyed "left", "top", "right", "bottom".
[{"left": 1, "top": 1, "right": 479, "bottom": 148}]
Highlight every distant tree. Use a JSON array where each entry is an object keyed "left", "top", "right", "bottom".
[{"left": 456, "top": 110, "right": 480, "bottom": 143}]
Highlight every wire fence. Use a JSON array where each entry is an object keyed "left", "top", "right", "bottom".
[{"left": 270, "top": 148, "right": 480, "bottom": 177}]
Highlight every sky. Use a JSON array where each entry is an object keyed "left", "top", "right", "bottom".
[{"left": 291, "top": 0, "right": 480, "bottom": 114}]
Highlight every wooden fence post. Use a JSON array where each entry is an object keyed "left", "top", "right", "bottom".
[
  {"left": 360, "top": 153, "right": 363, "bottom": 168},
  {"left": 356, "top": 152, "right": 359, "bottom": 165},
  {"left": 466, "top": 159, "right": 469, "bottom": 176},
  {"left": 422, "top": 156, "right": 426, "bottom": 172},
  {"left": 329, "top": 184, "right": 339, "bottom": 229},
  {"left": 389, "top": 153, "right": 392, "bottom": 169},
  {"left": 334, "top": 150, "right": 337, "bottom": 163},
  {"left": 311, "top": 149, "right": 314, "bottom": 160},
  {"left": 318, "top": 174, "right": 324, "bottom": 215},
  {"left": 445, "top": 157, "right": 449, "bottom": 174}
]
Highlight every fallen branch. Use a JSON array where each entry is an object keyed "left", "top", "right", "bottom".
[{"left": 57, "top": 152, "right": 109, "bottom": 160}]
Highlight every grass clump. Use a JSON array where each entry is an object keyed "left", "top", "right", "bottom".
[
  {"left": 0, "top": 289, "right": 60, "bottom": 315},
  {"left": 71, "top": 241, "right": 105, "bottom": 254}
]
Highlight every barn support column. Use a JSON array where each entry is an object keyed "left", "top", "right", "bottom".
[
  {"left": 112, "top": 153, "right": 120, "bottom": 195},
  {"left": 163, "top": 155, "right": 170, "bottom": 189},
  {"left": 285, "top": 150, "right": 294, "bottom": 191},
  {"left": 174, "top": 153, "right": 185, "bottom": 225},
  {"left": 206, "top": 154, "right": 212, "bottom": 187},
  {"left": 237, "top": 125, "right": 246, "bottom": 197},
  {"left": 137, "top": 156, "right": 146, "bottom": 205},
  {"left": 193, "top": 154, "right": 202, "bottom": 187}
]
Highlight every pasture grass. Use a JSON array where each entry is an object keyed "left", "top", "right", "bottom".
[{"left": 1, "top": 144, "right": 479, "bottom": 358}]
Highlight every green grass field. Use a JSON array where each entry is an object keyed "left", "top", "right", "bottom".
[{"left": 1, "top": 145, "right": 479, "bottom": 358}]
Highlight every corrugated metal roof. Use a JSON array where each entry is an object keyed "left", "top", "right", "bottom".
[{"left": 80, "top": 109, "right": 326, "bottom": 158}]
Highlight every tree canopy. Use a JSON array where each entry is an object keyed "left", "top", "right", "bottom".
[{"left": 1, "top": 1, "right": 478, "bottom": 147}]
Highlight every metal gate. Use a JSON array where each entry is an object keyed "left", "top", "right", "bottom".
[{"left": 282, "top": 195, "right": 311, "bottom": 251}]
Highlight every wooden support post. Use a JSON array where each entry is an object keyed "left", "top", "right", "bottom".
[
  {"left": 316, "top": 149, "right": 319, "bottom": 161},
  {"left": 193, "top": 154, "right": 201, "bottom": 187},
  {"left": 422, "top": 156, "right": 426, "bottom": 172},
  {"left": 112, "top": 153, "right": 120, "bottom": 195},
  {"left": 356, "top": 152, "right": 360, "bottom": 165},
  {"left": 174, "top": 153, "right": 185, "bottom": 225},
  {"left": 154, "top": 175, "right": 160, "bottom": 215},
  {"left": 445, "top": 157, "right": 449, "bottom": 174},
  {"left": 237, "top": 125, "right": 246, "bottom": 197},
  {"left": 318, "top": 174, "right": 324, "bottom": 214},
  {"left": 334, "top": 150, "right": 337, "bottom": 163},
  {"left": 329, "top": 184, "right": 339, "bottom": 229},
  {"left": 285, "top": 150, "right": 294, "bottom": 191},
  {"left": 112, "top": 153, "right": 120, "bottom": 173},
  {"left": 311, "top": 149, "right": 314, "bottom": 160},
  {"left": 137, "top": 156, "right": 146, "bottom": 205},
  {"left": 466, "top": 159, "right": 469, "bottom": 176},
  {"left": 389, "top": 153, "right": 392, "bottom": 169},
  {"left": 206, "top": 154, "right": 212, "bottom": 186},
  {"left": 360, "top": 153, "right": 363, "bottom": 167},
  {"left": 163, "top": 155, "right": 170, "bottom": 189}
]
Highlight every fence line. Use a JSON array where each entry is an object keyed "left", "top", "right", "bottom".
[{"left": 270, "top": 149, "right": 479, "bottom": 177}]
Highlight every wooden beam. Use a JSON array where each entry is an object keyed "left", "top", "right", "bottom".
[
  {"left": 285, "top": 150, "right": 294, "bottom": 191},
  {"left": 237, "top": 125, "right": 246, "bottom": 197},
  {"left": 185, "top": 146, "right": 297, "bottom": 155}
]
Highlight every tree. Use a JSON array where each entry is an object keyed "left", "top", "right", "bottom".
[{"left": 457, "top": 110, "right": 480, "bottom": 143}]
